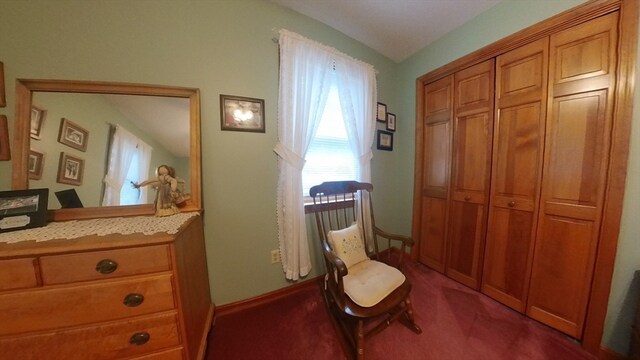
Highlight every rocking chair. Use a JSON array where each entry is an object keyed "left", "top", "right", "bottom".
[{"left": 309, "top": 181, "right": 421, "bottom": 359}]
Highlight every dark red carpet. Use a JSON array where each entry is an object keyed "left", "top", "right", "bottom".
[{"left": 207, "top": 262, "right": 596, "bottom": 359}]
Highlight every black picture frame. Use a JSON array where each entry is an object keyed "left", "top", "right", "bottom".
[
  {"left": 220, "top": 94, "right": 265, "bottom": 133},
  {"left": 376, "top": 130, "right": 393, "bottom": 151},
  {"left": 376, "top": 102, "right": 387, "bottom": 122},
  {"left": 55, "top": 189, "right": 84, "bottom": 209},
  {"left": 0, "top": 188, "right": 49, "bottom": 233},
  {"left": 386, "top": 112, "right": 396, "bottom": 131}
]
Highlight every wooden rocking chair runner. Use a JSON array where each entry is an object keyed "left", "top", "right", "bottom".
[{"left": 309, "top": 181, "right": 422, "bottom": 359}]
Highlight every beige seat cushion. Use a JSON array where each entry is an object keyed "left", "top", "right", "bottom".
[
  {"left": 343, "top": 259, "right": 406, "bottom": 307},
  {"left": 327, "top": 222, "right": 369, "bottom": 269}
]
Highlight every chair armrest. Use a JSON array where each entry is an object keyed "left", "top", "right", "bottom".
[
  {"left": 373, "top": 226, "right": 415, "bottom": 247},
  {"left": 322, "top": 240, "right": 348, "bottom": 277}
]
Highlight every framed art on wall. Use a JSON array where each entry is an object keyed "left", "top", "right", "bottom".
[
  {"left": 376, "top": 130, "right": 393, "bottom": 151},
  {"left": 376, "top": 102, "right": 387, "bottom": 122},
  {"left": 28, "top": 149, "right": 44, "bottom": 180},
  {"left": 0, "top": 61, "right": 5, "bottom": 108},
  {"left": 57, "top": 152, "right": 84, "bottom": 186},
  {"left": 30, "top": 105, "right": 47, "bottom": 140},
  {"left": 0, "top": 188, "right": 49, "bottom": 233},
  {"left": 0, "top": 115, "right": 10, "bottom": 160},
  {"left": 387, "top": 113, "right": 396, "bottom": 131},
  {"left": 220, "top": 94, "right": 265, "bottom": 133},
  {"left": 58, "top": 118, "right": 89, "bottom": 151}
]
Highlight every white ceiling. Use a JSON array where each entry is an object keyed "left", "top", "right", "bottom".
[
  {"left": 103, "top": 95, "right": 190, "bottom": 158},
  {"left": 268, "top": 0, "right": 501, "bottom": 63}
]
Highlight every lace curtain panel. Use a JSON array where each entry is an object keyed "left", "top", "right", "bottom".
[{"left": 274, "top": 29, "right": 377, "bottom": 280}]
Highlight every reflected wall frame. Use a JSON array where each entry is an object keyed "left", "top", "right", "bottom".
[{"left": 12, "top": 79, "right": 202, "bottom": 221}]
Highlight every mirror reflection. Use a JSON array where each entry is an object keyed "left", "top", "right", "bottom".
[
  {"left": 28, "top": 92, "right": 191, "bottom": 210},
  {"left": 13, "top": 80, "right": 201, "bottom": 221}
]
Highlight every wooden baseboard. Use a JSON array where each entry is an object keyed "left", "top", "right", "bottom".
[
  {"left": 599, "top": 346, "right": 628, "bottom": 360},
  {"left": 215, "top": 276, "right": 322, "bottom": 316}
]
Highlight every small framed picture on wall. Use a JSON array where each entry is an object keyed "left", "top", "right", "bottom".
[
  {"left": 220, "top": 94, "right": 265, "bottom": 133},
  {"left": 28, "top": 150, "right": 44, "bottom": 180},
  {"left": 58, "top": 118, "right": 89, "bottom": 152},
  {"left": 0, "top": 61, "right": 5, "bottom": 108},
  {"left": 376, "top": 102, "right": 387, "bottom": 122},
  {"left": 0, "top": 115, "right": 10, "bottom": 160},
  {"left": 376, "top": 130, "right": 393, "bottom": 151},
  {"left": 30, "top": 105, "right": 47, "bottom": 140},
  {"left": 57, "top": 152, "right": 84, "bottom": 186},
  {"left": 386, "top": 113, "right": 396, "bottom": 131}
]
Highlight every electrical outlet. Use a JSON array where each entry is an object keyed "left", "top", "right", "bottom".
[{"left": 270, "top": 250, "right": 281, "bottom": 264}]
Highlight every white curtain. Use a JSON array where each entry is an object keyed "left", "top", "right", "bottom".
[
  {"left": 274, "top": 29, "right": 377, "bottom": 280},
  {"left": 335, "top": 57, "right": 377, "bottom": 248},
  {"left": 102, "top": 125, "right": 144, "bottom": 206},
  {"left": 136, "top": 140, "right": 153, "bottom": 204}
]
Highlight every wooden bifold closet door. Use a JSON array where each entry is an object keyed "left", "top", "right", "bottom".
[
  {"left": 481, "top": 38, "right": 548, "bottom": 312},
  {"left": 415, "top": 2, "right": 627, "bottom": 343},
  {"left": 526, "top": 12, "right": 618, "bottom": 339},
  {"left": 418, "top": 75, "right": 453, "bottom": 273},
  {"left": 446, "top": 59, "right": 494, "bottom": 289}
]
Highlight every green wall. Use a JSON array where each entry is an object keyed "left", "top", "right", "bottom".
[
  {"left": 0, "top": 0, "right": 399, "bottom": 306},
  {"left": 1, "top": 0, "right": 637, "bottom": 355}
]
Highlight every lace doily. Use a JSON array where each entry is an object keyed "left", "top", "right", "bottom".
[{"left": 0, "top": 212, "right": 199, "bottom": 244}]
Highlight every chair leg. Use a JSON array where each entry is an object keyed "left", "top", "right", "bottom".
[
  {"left": 356, "top": 319, "right": 365, "bottom": 360},
  {"left": 400, "top": 297, "right": 422, "bottom": 334}
]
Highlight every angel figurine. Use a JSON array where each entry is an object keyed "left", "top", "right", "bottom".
[{"left": 133, "top": 164, "right": 189, "bottom": 217}]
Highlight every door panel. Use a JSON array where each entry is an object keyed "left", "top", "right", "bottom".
[
  {"left": 482, "top": 38, "right": 548, "bottom": 312},
  {"left": 446, "top": 59, "right": 494, "bottom": 289},
  {"left": 527, "top": 12, "right": 617, "bottom": 339},
  {"left": 419, "top": 197, "right": 448, "bottom": 272},
  {"left": 419, "top": 75, "right": 453, "bottom": 270}
]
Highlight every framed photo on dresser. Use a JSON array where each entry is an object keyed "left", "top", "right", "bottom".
[{"left": 0, "top": 188, "right": 49, "bottom": 233}]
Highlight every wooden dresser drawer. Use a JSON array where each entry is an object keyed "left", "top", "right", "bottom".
[
  {"left": 0, "top": 312, "right": 181, "bottom": 360},
  {"left": 0, "top": 258, "right": 38, "bottom": 291},
  {"left": 0, "top": 274, "right": 175, "bottom": 336},
  {"left": 130, "top": 347, "right": 184, "bottom": 360},
  {"left": 40, "top": 245, "right": 170, "bottom": 285}
]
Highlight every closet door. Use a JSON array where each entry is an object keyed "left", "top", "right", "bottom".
[
  {"left": 527, "top": 13, "right": 618, "bottom": 338},
  {"left": 446, "top": 60, "right": 494, "bottom": 289},
  {"left": 481, "top": 38, "right": 548, "bottom": 311},
  {"left": 418, "top": 75, "right": 453, "bottom": 272}
]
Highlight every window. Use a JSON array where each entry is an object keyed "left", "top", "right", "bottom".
[
  {"left": 302, "top": 85, "right": 358, "bottom": 197},
  {"left": 102, "top": 125, "right": 152, "bottom": 206},
  {"left": 119, "top": 149, "right": 144, "bottom": 205}
]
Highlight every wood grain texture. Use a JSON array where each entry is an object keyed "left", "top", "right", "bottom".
[
  {"left": 417, "top": 75, "right": 453, "bottom": 271},
  {"left": 482, "top": 37, "right": 548, "bottom": 312},
  {"left": 0, "top": 312, "right": 181, "bottom": 360},
  {"left": 413, "top": 1, "right": 637, "bottom": 353},
  {"left": 527, "top": 12, "right": 618, "bottom": 339},
  {"left": 446, "top": 59, "right": 494, "bottom": 290},
  {"left": 0, "top": 215, "right": 212, "bottom": 360}
]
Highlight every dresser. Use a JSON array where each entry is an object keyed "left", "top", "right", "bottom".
[{"left": 0, "top": 213, "right": 213, "bottom": 360}]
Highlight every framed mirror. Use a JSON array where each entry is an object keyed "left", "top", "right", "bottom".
[{"left": 12, "top": 79, "right": 201, "bottom": 221}]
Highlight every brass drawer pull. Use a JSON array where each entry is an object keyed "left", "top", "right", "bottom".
[
  {"left": 464, "top": 195, "right": 471, "bottom": 201},
  {"left": 123, "top": 293, "right": 145, "bottom": 307},
  {"left": 95, "top": 259, "right": 118, "bottom": 274},
  {"left": 130, "top": 332, "right": 150, "bottom": 346},
  {"left": 508, "top": 201, "right": 516, "bottom": 207}
]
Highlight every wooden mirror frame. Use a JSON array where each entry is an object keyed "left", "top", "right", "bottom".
[{"left": 12, "top": 79, "right": 202, "bottom": 221}]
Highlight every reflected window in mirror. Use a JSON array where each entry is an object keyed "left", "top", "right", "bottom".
[{"left": 103, "top": 125, "right": 153, "bottom": 206}]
